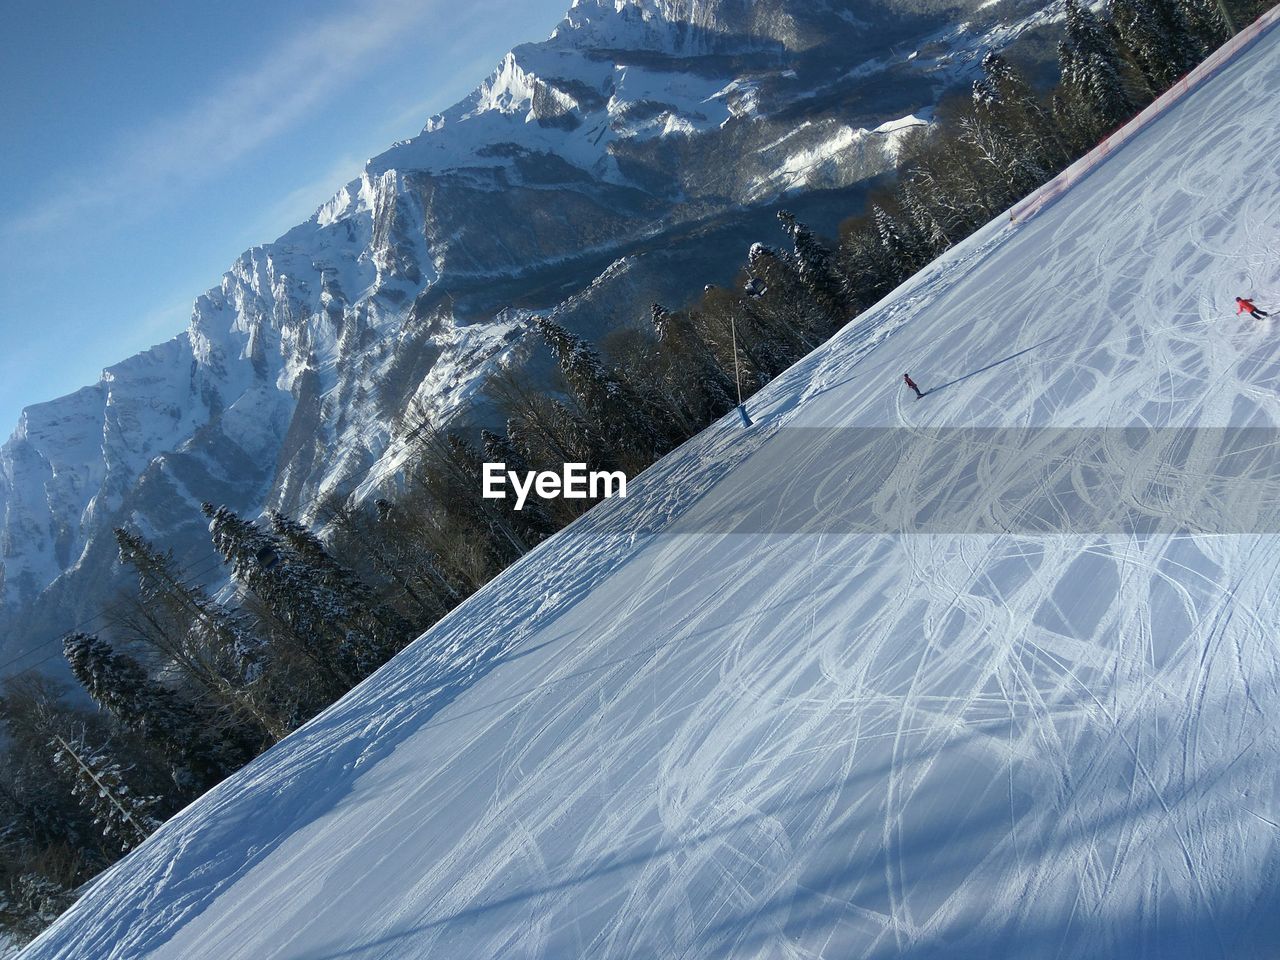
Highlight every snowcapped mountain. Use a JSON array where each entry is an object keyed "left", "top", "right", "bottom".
[
  {"left": 17, "top": 14, "right": 1280, "bottom": 958},
  {"left": 0, "top": 0, "right": 1069, "bottom": 669}
]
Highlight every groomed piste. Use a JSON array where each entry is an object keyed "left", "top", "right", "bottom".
[{"left": 20, "top": 13, "right": 1280, "bottom": 960}]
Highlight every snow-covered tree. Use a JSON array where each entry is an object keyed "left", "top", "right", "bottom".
[
  {"left": 480, "top": 429, "right": 558, "bottom": 542},
  {"left": 966, "top": 53, "right": 1065, "bottom": 199},
  {"left": 899, "top": 178, "right": 955, "bottom": 253},
  {"left": 1110, "top": 0, "right": 1201, "bottom": 92},
  {"left": 49, "top": 730, "right": 160, "bottom": 854},
  {"left": 1177, "top": 0, "right": 1232, "bottom": 52},
  {"left": 742, "top": 242, "right": 829, "bottom": 360},
  {"left": 62, "top": 633, "right": 235, "bottom": 793},
  {"left": 115, "top": 528, "right": 285, "bottom": 742},
  {"left": 777, "top": 211, "right": 847, "bottom": 320},
  {"left": 0, "top": 713, "right": 92, "bottom": 946},
  {"left": 268, "top": 511, "right": 414, "bottom": 671},
  {"left": 203, "top": 505, "right": 358, "bottom": 697},
  {"left": 897, "top": 134, "right": 999, "bottom": 253},
  {"left": 0, "top": 870, "right": 78, "bottom": 945},
  {"left": 874, "top": 204, "right": 931, "bottom": 278},
  {"left": 534, "top": 316, "right": 667, "bottom": 471},
  {"left": 648, "top": 302, "right": 735, "bottom": 429},
  {"left": 1056, "top": 0, "right": 1135, "bottom": 140}
]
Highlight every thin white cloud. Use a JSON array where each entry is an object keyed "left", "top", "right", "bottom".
[{"left": 1, "top": 0, "right": 446, "bottom": 241}]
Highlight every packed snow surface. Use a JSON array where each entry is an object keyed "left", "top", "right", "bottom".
[{"left": 21, "top": 20, "right": 1280, "bottom": 960}]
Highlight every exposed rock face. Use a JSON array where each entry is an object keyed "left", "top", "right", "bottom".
[{"left": 0, "top": 0, "right": 1066, "bottom": 669}]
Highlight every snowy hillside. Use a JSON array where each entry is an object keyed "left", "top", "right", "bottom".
[
  {"left": 0, "top": 0, "right": 1069, "bottom": 673},
  {"left": 19, "top": 12, "right": 1280, "bottom": 960}
]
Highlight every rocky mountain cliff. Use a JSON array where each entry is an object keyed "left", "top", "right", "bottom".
[{"left": 0, "top": 0, "right": 1070, "bottom": 672}]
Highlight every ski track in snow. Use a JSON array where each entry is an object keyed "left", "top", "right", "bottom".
[{"left": 19, "top": 20, "right": 1280, "bottom": 960}]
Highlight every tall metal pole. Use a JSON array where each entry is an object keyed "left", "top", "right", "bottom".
[
  {"left": 730, "top": 315, "right": 744, "bottom": 407},
  {"left": 730, "top": 315, "right": 752, "bottom": 427}
]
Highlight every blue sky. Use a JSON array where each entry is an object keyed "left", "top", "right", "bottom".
[{"left": 0, "top": 0, "right": 568, "bottom": 433}]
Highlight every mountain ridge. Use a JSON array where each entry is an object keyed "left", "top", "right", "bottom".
[{"left": 0, "top": 0, "right": 1067, "bottom": 670}]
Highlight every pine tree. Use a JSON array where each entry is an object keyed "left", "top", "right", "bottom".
[
  {"left": 115, "top": 528, "right": 285, "bottom": 742},
  {"left": 323, "top": 498, "right": 454, "bottom": 622},
  {"left": 395, "top": 423, "right": 536, "bottom": 585},
  {"left": 1110, "top": 0, "right": 1200, "bottom": 92},
  {"left": 534, "top": 317, "right": 666, "bottom": 471},
  {"left": 503, "top": 416, "right": 540, "bottom": 473},
  {"left": 481, "top": 428, "right": 531, "bottom": 477},
  {"left": 776, "top": 211, "right": 847, "bottom": 321},
  {"left": 488, "top": 367, "right": 600, "bottom": 512},
  {"left": 649, "top": 302, "right": 736, "bottom": 429},
  {"left": 743, "top": 243, "right": 826, "bottom": 361},
  {"left": 0, "top": 679, "right": 107, "bottom": 859},
  {"left": 1177, "top": 0, "right": 1232, "bottom": 53},
  {"left": 873, "top": 205, "right": 930, "bottom": 279},
  {"left": 421, "top": 427, "right": 541, "bottom": 558},
  {"left": 0, "top": 677, "right": 113, "bottom": 945},
  {"left": 899, "top": 178, "right": 954, "bottom": 254},
  {"left": 966, "top": 53, "right": 1064, "bottom": 200},
  {"left": 651, "top": 302, "right": 677, "bottom": 342},
  {"left": 204, "top": 506, "right": 417, "bottom": 687},
  {"left": 62, "top": 633, "right": 236, "bottom": 793},
  {"left": 202, "top": 505, "right": 357, "bottom": 697},
  {"left": 897, "top": 135, "right": 998, "bottom": 256},
  {"left": 534, "top": 317, "right": 611, "bottom": 409},
  {"left": 49, "top": 730, "right": 160, "bottom": 854},
  {"left": 0, "top": 869, "right": 79, "bottom": 945},
  {"left": 532, "top": 318, "right": 618, "bottom": 465},
  {"left": 268, "top": 511, "right": 415, "bottom": 671},
  {"left": 1057, "top": 0, "right": 1136, "bottom": 140}
]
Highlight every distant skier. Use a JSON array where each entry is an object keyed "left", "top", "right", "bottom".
[
  {"left": 903, "top": 373, "right": 924, "bottom": 399},
  {"left": 1236, "top": 296, "right": 1270, "bottom": 319}
]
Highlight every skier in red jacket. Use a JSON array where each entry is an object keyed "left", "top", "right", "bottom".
[
  {"left": 903, "top": 373, "right": 924, "bottom": 399},
  {"left": 1237, "top": 296, "right": 1270, "bottom": 319}
]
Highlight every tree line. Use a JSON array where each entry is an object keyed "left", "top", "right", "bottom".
[{"left": 0, "top": 0, "right": 1266, "bottom": 943}]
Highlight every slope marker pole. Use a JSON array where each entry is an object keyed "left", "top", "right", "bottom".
[{"left": 731, "top": 315, "right": 752, "bottom": 427}]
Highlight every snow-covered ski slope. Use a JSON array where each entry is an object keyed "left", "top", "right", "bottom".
[{"left": 22, "top": 17, "right": 1280, "bottom": 960}]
